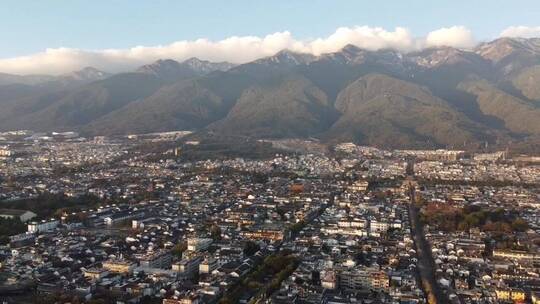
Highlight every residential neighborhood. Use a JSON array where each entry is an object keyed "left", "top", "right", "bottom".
[{"left": 0, "top": 132, "right": 538, "bottom": 304}]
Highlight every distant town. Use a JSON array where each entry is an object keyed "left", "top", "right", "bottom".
[{"left": 0, "top": 130, "right": 538, "bottom": 304}]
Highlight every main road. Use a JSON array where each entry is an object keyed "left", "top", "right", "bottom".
[
  {"left": 408, "top": 187, "right": 449, "bottom": 304},
  {"left": 406, "top": 159, "right": 449, "bottom": 304}
]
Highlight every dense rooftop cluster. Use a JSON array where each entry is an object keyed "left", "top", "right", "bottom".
[{"left": 0, "top": 132, "right": 538, "bottom": 303}]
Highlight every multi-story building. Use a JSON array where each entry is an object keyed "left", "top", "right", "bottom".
[
  {"left": 102, "top": 258, "right": 137, "bottom": 274},
  {"left": 28, "top": 219, "right": 59, "bottom": 233},
  {"left": 240, "top": 229, "right": 285, "bottom": 241},
  {"left": 172, "top": 255, "right": 203, "bottom": 278},
  {"left": 339, "top": 267, "right": 389, "bottom": 292},
  {"left": 0, "top": 147, "right": 11, "bottom": 157},
  {"left": 495, "top": 289, "right": 526, "bottom": 302},
  {"left": 532, "top": 292, "right": 540, "bottom": 304},
  {"left": 163, "top": 293, "right": 200, "bottom": 304},
  {"left": 493, "top": 249, "right": 539, "bottom": 262},
  {"left": 104, "top": 211, "right": 144, "bottom": 226},
  {"left": 369, "top": 220, "right": 389, "bottom": 233},
  {"left": 0, "top": 209, "right": 37, "bottom": 222},
  {"left": 9, "top": 232, "right": 35, "bottom": 247},
  {"left": 83, "top": 268, "right": 110, "bottom": 281},
  {"left": 187, "top": 238, "right": 213, "bottom": 252},
  {"left": 136, "top": 250, "right": 173, "bottom": 269},
  {"left": 347, "top": 180, "right": 369, "bottom": 192},
  {"left": 199, "top": 256, "right": 218, "bottom": 274},
  {"left": 321, "top": 269, "right": 337, "bottom": 290}
]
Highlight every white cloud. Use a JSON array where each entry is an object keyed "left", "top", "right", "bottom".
[
  {"left": 425, "top": 26, "right": 476, "bottom": 49},
  {"left": 500, "top": 26, "right": 540, "bottom": 38},
  {"left": 307, "top": 26, "right": 418, "bottom": 55},
  {"left": 0, "top": 26, "right": 481, "bottom": 75}
]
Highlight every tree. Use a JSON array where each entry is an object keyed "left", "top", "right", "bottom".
[
  {"left": 243, "top": 241, "right": 260, "bottom": 256},
  {"left": 172, "top": 242, "right": 187, "bottom": 258},
  {"left": 511, "top": 218, "right": 529, "bottom": 232},
  {"left": 0, "top": 218, "right": 26, "bottom": 244},
  {"left": 210, "top": 224, "right": 222, "bottom": 241}
]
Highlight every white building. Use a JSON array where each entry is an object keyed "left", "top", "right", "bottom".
[
  {"left": 28, "top": 219, "right": 59, "bottom": 233},
  {"left": 172, "top": 255, "right": 203, "bottom": 278},
  {"left": 199, "top": 257, "right": 218, "bottom": 274},
  {"left": 370, "top": 220, "right": 389, "bottom": 233}
]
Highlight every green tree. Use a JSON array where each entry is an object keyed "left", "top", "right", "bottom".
[
  {"left": 210, "top": 224, "right": 222, "bottom": 241},
  {"left": 243, "top": 241, "right": 260, "bottom": 256},
  {"left": 511, "top": 218, "right": 529, "bottom": 232},
  {"left": 0, "top": 218, "right": 26, "bottom": 245},
  {"left": 172, "top": 242, "right": 187, "bottom": 258}
]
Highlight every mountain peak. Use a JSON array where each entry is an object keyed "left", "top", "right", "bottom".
[
  {"left": 476, "top": 37, "right": 540, "bottom": 63},
  {"left": 255, "top": 49, "right": 316, "bottom": 66},
  {"left": 136, "top": 59, "right": 185, "bottom": 76},
  {"left": 138, "top": 59, "right": 179, "bottom": 70},
  {"left": 274, "top": 49, "right": 304, "bottom": 56},
  {"left": 182, "top": 57, "right": 235, "bottom": 73},
  {"left": 490, "top": 37, "right": 539, "bottom": 46},
  {"left": 155, "top": 59, "right": 180, "bottom": 64},
  {"left": 183, "top": 57, "right": 205, "bottom": 64},
  {"left": 340, "top": 44, "right": 363, "bottom": 54},
  {"left": 408, "top": 47, "right": 484, "bottom": 68},
  {"left": 135, "top": 59, "right": 197, "bottom": 82},
  {"left": 319, "top": 44, "right": 369, "bottom": 65},
  {"left": 136, "top": 58, "right": 235, "bottom": 81},
  {"left": 62, "top": 66, "right": 110, "bottom": 82}
]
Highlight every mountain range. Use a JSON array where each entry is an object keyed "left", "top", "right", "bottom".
[{"left": 1, "top": 37, "right": 540, "bottom": 150}]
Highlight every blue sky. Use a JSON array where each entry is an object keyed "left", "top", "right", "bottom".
[
  {"left": 2, "top": 0, "right": 539, "bottom": 57},
  {"left": 0, "top": 0, "right": 539, "bottom": 74}
]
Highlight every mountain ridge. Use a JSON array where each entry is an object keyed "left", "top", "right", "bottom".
[{"left": 1, "top": 37, "right": 540, "bottom": 150}]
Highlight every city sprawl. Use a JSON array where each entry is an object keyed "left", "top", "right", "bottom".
[{"left": 0, "top": 131, "right": 539, "bottom": 304}]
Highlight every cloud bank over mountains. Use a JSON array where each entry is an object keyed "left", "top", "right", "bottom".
[
  {"left": 0, "top": 25, "right": 538, "bottom": 75},
  {"left": 499, "top": 26, "right": 540, "bottom": 39}
]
